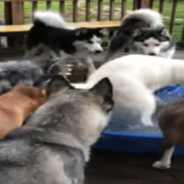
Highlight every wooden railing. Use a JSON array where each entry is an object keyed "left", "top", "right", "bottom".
[
  {"left": 0, "top": 0, "right": 183, "bottom": 43},
  {"left": 1, "top": 0, "right": 152, "bottom": 24}
]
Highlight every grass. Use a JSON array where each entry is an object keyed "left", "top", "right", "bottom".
[{"left": 0, "top": 0, "right": 183, "bottom": 41}]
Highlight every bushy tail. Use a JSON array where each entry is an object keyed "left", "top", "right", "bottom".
[
  {"left": 123, "top": 9, "right": 163, "bottom": 29},
  {"left": 106, "top": 9, "right": 163, "bottom": 61},
  {"left": 33, "top": 11, "right": 67, "bottom": 28}
]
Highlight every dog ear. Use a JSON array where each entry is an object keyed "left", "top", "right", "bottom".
[
  {"left": 133, "top": 28, "right": 143, "bottom": 37},
  {"left": 159, "top": 28, "right": 171, "bottom": 38},
  {"left": 75, "top": 28, "right": 87, "bottom": 36},
  {"left": 90, "top": 77, "right": 113, "bottom": 99},
  {"left": 48, "top": 75, "right": 73, "bottom": 94}
]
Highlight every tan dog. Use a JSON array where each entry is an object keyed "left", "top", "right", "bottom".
[
  {"left": 153, "top": 99, "right": 184, "bottom": 169},
  {"left": 0, "top": 84, "right": 47, "bottom": 139}
]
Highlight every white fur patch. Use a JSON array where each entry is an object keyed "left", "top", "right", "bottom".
[
  {"left": 34, "top": 11, "right": 66, "bottom": 28},
  {"left": 73, "top": 35, "right": 103, "bottom": 53},
  {"left": 84, "top": 35, "right": 103, "bottom": 53},
  {"left": 72, "top": 55, "right": 184, "bottom": 126},
  {"left": 134, "top": 37, "right": 172, "bottom": 57},
  {"left": 123, "top": 9, "right": 163, "bottom": 28},
  {"left": 152, "top": 146, "right": 175, "bottom": 169}
]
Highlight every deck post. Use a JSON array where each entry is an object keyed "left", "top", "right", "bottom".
[
  {"left": 4, "top": 2, "right": 13, "bottom": 46},
  {"left": 11, "top": 0, "right": 24, "bottom": 25},
  {"left": 137, "top": 0, "right": 151, "bottom": 9}
]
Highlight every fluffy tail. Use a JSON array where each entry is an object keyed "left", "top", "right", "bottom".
[
  {"left": 123, "top": 9, "right": 163, "bottom": 29},
  {"left": 33, "top": 11, "right": 67, "bottom": 28},
  {"left": 106, "top": 9, "right": 163, "bottom": 61}
]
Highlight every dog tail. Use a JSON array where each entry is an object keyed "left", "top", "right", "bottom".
[
  {"left": 33, "top": 11, "right": 67, "bottom": 28},
  {"left": 106, "top": 9, "right": 163, "bottom": 61},
  {"left": 123, "top": 9, "right": 163, "bottom": 29}
]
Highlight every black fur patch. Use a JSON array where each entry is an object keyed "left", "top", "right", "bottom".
[
  {"left": 106, "top": 19, "right": 150, "bottom": 60},
  {"left": 134, "top": 28, "right": 170, "bottom": 42},
  {"left": 26, "top": 21, "right": 104, "bottom": 56}
]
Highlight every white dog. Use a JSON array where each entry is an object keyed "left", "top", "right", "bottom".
[{"left": 73, "top": 55, "right": 184, "bottom": 126}]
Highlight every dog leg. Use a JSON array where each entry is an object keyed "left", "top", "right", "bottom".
[
  {"left": 152, "top": 144, "right": 175, "bottom": 169},
  {"left": 122, "top": 82, "right": 156, "bottom": 126},
  {"left": 141, "top": 110, "right": 154, "bottom": 126},
  {"left": 140, "top": 94, "right": 156, "bottom": 126}
]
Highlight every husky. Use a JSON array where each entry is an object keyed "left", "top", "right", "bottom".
[
  {"left": 25, "top": 11, "right": 105, "bottom": 59},
  {"left": 0, "top": 75, "right": 113, "bottom": 184},
  {"left": 72, "top": 54, "right": 184, "bottom": 127},
  {"left": 106, "top": 9, "right": 176, "bottom": 60}
]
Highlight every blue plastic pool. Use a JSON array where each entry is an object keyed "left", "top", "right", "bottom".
[{"left": 93, "top": 85, "right": 184, "bottom": 155}]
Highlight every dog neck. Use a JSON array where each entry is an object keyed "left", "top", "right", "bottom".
[{"left": 7, "top": 126, "right": 90, "bottom": 162}]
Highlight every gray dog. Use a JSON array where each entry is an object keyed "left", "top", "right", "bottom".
[
  {"left": 0, "top": 56, "right": 57, "bottom": 94},
  {"left": 0, "top": 75, "right": 113, "bottom": 184},
  {"left": 0, "top": 60, "right": 44, "bottom": 94}
]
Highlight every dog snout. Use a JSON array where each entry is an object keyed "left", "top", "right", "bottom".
[
  {"left": 95, "top": 50, "right": 102, "bottom": 54},
  {"left": 148, "top": 53, "right": 156, "bottom": 56}
]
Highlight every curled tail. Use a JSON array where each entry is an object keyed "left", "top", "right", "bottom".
[
  {"left": 106, "top": 9, "right": 163, "bottom": 61},
  {"left": 123, "top": 9, "right": 163, "bottom": 29},
  {"left": 33, "top": 11, "right": 67, "bottom": 28}
]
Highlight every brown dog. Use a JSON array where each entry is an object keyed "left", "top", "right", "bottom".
[
  {"left": 0, "top": 84, "right": 47, "bottom": 139},
  {"left": 152, "top": 99, "right": 184, "bottom": 169}
]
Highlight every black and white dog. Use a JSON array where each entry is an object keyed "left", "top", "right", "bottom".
[
  {"left": 106, "top": 9, "right": 176, "bottom": 60},
  {"left": 25, "top": 11, "right": 105, "bottom": 59}
]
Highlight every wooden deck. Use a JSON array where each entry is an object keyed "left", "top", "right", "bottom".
[{"left": 86, "top": 150, "right": 184, "bottom": 184}]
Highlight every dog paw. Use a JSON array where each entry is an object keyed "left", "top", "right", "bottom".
[
  {"left": 142, "top": 121, "right": 154, "bottom": 126},
  {"left": 152, "top": 161, "right": 171, "bottom": 169}
]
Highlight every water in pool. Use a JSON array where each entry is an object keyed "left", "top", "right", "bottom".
[{"left": 105, "top": 86, "right": 184, "bottom": 136}]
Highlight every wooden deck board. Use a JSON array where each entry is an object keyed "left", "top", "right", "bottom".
[{"left": 85, "top": 150, "right": 184, "bottom": 184}]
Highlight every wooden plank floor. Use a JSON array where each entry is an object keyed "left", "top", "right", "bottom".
[{"left": 85, "top": 150, "right": 184, "bottom": 184}]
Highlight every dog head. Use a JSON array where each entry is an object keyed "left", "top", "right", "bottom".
[
  {"left": 29, "top": 75, "right": 113, "bottom": 147},
  {"left": 14, "top": 84, "right": 48, "bottom": 113},
  {"left": 133, "top": 28, "right": 171, "bottom": 56},
  {"left": 74, "top": 28, "right": 106, "bottom": 53}
]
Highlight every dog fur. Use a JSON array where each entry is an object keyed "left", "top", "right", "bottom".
[
  {"left": 0, "top": 84, "right": 47, "bottom": 139},
  {"left": 152, "top": 99, "right": 184, "bottom": 169},
  {"left": 72, "top": 54, "right": 184, "bottom": 127},
  {"left": 0, "top": 60, "right": 47, "bottom": 95},
  {"left": 25, "top": 11, "right": 104, "bottom": 59},
  {"left": 0, "top": 75, "right": 113, "bottom": 184},
  {"left": 106, "top": 9, "right": 175, "bottom": 60}
]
